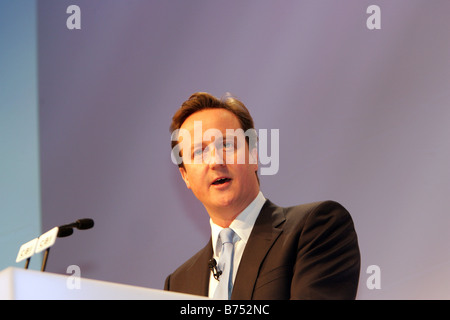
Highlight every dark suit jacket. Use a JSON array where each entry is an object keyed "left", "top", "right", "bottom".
[{"left": 164, "top": 199, "right": 360, "bottom": 299}]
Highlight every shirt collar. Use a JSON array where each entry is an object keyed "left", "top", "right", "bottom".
[{"left": 210, "top": 191, "right": 266, "bottom": 256}]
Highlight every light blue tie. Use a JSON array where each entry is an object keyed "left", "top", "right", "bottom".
[{"left": 213, "top": 228, "right": 235, "bottom": 300}]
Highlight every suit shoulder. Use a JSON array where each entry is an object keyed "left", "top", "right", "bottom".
[
  {"left": 286, "top": 199, "right": 347, "bottom": 212},
  {"left": 284, "top": 200, "right": 350, "bottom": 220}
]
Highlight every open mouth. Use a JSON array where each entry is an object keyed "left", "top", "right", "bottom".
[{"left": 211, "top": 177, "right": 232, "bottom": 185}]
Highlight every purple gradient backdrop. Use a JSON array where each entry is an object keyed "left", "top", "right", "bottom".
[{"left": 38, "top": 0, "right": 450, "bottom": 299}]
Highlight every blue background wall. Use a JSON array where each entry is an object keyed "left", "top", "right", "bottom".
[{"left": 0, "top": 1, "right": 41, "bottom": 271}]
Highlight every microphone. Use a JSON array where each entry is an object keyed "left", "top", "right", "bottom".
[
  {"left": 208, "top": 258, "right": 222, "bottom": 280},
  {"left": 59, "top": 218, "right": 94, "bottom": 230},
  {"left": 40, "top": 219, "right": 94, "bottom": 271},
  {"left": 57, "top": 227, "right": 73, "bottom": 238}
]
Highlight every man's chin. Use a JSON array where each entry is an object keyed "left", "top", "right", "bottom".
[{"left": 209, "top": 194, "right": 236, "bottom": 209}]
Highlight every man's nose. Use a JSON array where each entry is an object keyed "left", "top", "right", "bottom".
[{"left": 206, "top": 145, "right": 225, "bottom": 167}]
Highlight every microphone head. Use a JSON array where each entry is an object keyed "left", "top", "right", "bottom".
[
  {"left": 57, "top": 227, "right": 74, "bottom": 238},
  {"left": 208, "top": 258, "right": 217, "bottom": 268},
  {"left": 76, "top": 218, "right": 94, "bottom": 230}
]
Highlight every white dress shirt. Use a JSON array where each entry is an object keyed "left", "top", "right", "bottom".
[{"left": 208, "top": 191, "right": 266, "bottom": 298}]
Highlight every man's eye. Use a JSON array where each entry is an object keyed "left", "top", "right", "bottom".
[
  {"left": 193, "top": 148, "right": 203, "bottom": 157},
  {"left": 224, "top": 141, "right": 234, "bottom": 149}
]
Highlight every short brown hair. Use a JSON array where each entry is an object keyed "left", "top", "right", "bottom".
[{"left": 170, "top": 92, "right": 259, "bottom": 183}]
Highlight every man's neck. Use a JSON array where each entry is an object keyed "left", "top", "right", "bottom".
[{"left": 207, "top": 190, "right": 261, "bottom": 228}]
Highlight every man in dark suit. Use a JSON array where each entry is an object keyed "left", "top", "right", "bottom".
[{"left": 165, "top": 92, "right": 360, "bottom": 299}]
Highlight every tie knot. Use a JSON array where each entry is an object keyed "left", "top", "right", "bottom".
[{"left": 219, "top": 228, "right": 235, "bottom": 245}]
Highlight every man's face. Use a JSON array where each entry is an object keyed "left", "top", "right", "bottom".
[{"left": 178, "top": 108, "right": 259, "bottom": 218}]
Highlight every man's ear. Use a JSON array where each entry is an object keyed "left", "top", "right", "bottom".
[{"left": 179, "top": 167, "right": 191, "bottom": 189}]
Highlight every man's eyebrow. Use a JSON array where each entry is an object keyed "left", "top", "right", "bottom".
[
  {"left": 191, "top": 141, "right": 204, "bottom": 148},
  {"left": 224, "top": 134, "right": 237, "bottom": 140}
]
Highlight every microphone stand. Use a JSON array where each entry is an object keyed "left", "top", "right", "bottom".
[
  {"left": 41, "top": 248, "right": 50, "bottom": 272},
  {"left": 24, "top": 257, "right": 31, "bottom": 270}
]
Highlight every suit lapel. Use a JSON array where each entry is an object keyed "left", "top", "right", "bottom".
[
  {"left": 186, "top": 239, "right": 212, "bottom": 297},
  {"left": 231, "top": 200, "right": 285, "bottom": 299}
]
